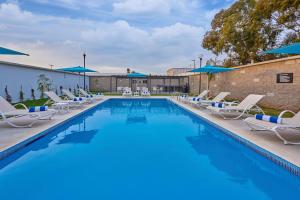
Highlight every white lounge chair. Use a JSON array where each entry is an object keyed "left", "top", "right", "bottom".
[
  {"left": 0, "top": 96, "right": 56, "bottom": 128},
  {"left": 191, "top": 92, "right": 231, "bottom": 107},
  {"left": 207, "top": 94, "right": 265, "bottom": 119},
  {"left": 185, "top": 90, "right": 209, "bottom": 104},
  {"left": 79, "top": 88, "right": 103, "bottom": 100},
  {"left": 44, "top": 91, "right": 82, "bottom": 110},
  {"left": 122, "top": 88, "right": 133, "bottom": 97},
  {"left": 244, "top": 111, "right": 300, "bottom": 145},
  {"left": 141, "top": 88, "right": 151, "bottom": 97},
  {"left": 62, "top": 89, "right": 90, "bottom": 104}
]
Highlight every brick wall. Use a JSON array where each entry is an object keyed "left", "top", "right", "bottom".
[{"left": 189, "top": 55, "right": 300, "bottom": 111}]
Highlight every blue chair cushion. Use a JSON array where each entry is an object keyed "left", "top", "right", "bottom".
[
  {"left": 255, "top": 114, "right": 282, "bottom": 124},
  {"left": 29, "top": 106, "right": 48, "bottom": 112},
  {"left": 73, "top": 97, "right": 83, "bottom": 101},
  {"left": 211, "top": 102, "right": 225, "bottom": 108}
]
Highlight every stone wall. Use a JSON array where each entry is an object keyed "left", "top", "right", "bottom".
[{"left": 189, "top": 55, "right": 300, "bottom": 111}]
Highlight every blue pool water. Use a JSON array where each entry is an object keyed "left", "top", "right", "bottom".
[{"left": 0, "top": 99, "right": 299, "bottom": 200}]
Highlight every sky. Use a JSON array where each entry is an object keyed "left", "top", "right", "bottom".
[{"left": 0, "top": 0, "right": 235, "bottom": 74}]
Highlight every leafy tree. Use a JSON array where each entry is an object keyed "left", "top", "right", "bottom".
[
  {"left": 206, "top": 58, "right": 218, "bottom": 66},
  {"left": 255, "top": 0, "right": 300, "bottom": 44},
  {"left": 127, "top": 68, "right": 131, "bottom": 74},
  {"left": 37, "top": 74, "right": 51, "bottom": 98},
  {"left": 202, "top": 0, "right": 300, "bottom": 66}
]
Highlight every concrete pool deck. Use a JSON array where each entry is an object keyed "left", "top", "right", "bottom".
[
  {"left": 0, "top": 98, "right": 109, "bottom": 159},
  {"left": 0, "top": 96, "right": 300, "bottom": 174}
]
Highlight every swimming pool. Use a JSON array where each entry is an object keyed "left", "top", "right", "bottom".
[{"left": 0, "top": 99, "right": 299, "bottom": 199}]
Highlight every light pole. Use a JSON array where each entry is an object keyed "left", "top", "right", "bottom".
[
  {"left": 198, "top": 54, "right": 203, "bottom": 68},
  {"left": 192, "top": 59, "right": 196, "bottom": 69},
  {"left": 83, "top": 53, "right": 86, "bottom": 89},
  {"left": 198, "top": 54, "right": 203, "bottom": 94}
]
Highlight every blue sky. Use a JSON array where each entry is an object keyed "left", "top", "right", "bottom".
[{"left": 0, "top": 0, "right": 235, "bottom": 73}]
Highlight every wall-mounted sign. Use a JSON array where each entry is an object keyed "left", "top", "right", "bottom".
[{"left": 277, "top": 73, "right": 293, "bottom": 83}]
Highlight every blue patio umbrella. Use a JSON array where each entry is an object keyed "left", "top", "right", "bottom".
[
  {"left": 0, "top": 47, "right": 29, "bottom": 56},
  {"left": 260, "top": 42, "right": 300, "bottom": 55},
  {"left": 57, "top": 66, "right": 96, "bottom": 73},
  {"left": 127, "top": 72, "right": 148, "bottom": 78},
  {"left": 127, "top": 72, "right": 148, "bottom": 92},
  {"left": 189, "top": 65, "right": 234, "bottom": 91},
  {"left": 57, "top": 66, "right": 96, "bottom": 88}
]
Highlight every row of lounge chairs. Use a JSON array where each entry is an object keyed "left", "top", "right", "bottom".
[
  {"left": 0, "top": 89, "right": 103, "bottom": 128},
  {"left": 179, "top": 91, "right": 300, "bottom": 145},
  {"left": 122, "top": 87, "right": 151, "bottom": 97}
]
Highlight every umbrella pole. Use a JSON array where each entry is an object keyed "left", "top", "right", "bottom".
[
  {"left": 207, "top": 73, "right": 209, "bottom": 97},
  {"left": 199, "top": 73, "right": 201, "bottom": 94}
]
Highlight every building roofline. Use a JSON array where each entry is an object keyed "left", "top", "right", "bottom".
[
  {"left": 232, "top": 55, "right": 300, "bottom": 70},
  {"left": 0, "top": 60, "right": 88, "bottom": 76}
]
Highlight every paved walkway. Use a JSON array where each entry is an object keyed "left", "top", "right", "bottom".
[{"left": 0, "top": 96, "right": 300, "bottom": 171}]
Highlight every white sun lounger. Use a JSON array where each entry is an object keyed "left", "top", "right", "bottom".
[
  {"left": 244, "top": 111, "right": 300, "bottom": 145},
  {"left": 44, "top": 91, "right": 82, "bottom": 110},
  {"left": 78, "top": 88, "right": 103, "bottom": 100},
  {"left": 181, "top": 90, "right": 209, "bottom": 103},
  {"left": 62, "top": 89, "right": 90, "bottom": 104},
  {"left": 123, "top": 88, "right": 133, "bottom": 97},
  {"left": 141, "top": 88, "right": 151, "bottom": 97},
  {"left": 191, "top": 92, "right": 231, "bottom": 107},
  {"left": 207, "top": 94, "right": 265, "bottom": 119},
  {"left": 0, "top": 96, "right": 56, "bottom": 128}
]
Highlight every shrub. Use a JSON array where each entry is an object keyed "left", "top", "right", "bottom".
[
  {"left": 31, "top": 88, "right": 35, "bottom": 100},
  {"left": 60, "top": 86, "right": 63, "bottom": 95},
  {"left": 19, "top": 85, "right": 24, "bottom": 102},
  {"left": 4, "top": 85, "right": 12, "bottom": 103}
]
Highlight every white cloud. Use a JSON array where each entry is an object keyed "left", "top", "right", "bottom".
[
  {"left": 0, "top": 3, "right": 35, "bottom": 23},
  {"left": 0, "top": 2, "right": 216, "bottom": 73}
]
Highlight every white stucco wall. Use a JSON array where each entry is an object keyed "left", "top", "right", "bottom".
[{"left": 0, "top": 61, "right": 89, "bottom": 102}]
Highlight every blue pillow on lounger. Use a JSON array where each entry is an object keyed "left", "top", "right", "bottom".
[
  {"left": 255, "top": 114, "right": 282, "bottom": 124},
  {"left": 29, "top": 106, "right": 48, "bottom": 112},
  {"left": 212, "top": 102, "right": 225, "bottom": 108}
]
